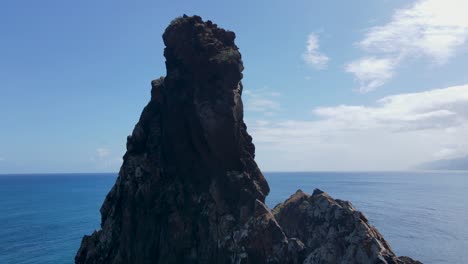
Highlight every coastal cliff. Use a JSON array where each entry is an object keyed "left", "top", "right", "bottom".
[{"left": 76, "top": 15, "right": 420, "bottom": 264}]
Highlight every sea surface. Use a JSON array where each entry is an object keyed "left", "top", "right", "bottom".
[{"left": 0, "top": 172, "right": 467, "bottom": 264}]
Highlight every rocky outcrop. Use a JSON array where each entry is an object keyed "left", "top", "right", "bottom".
[
  {"left": 75, "top": 15, "right": 296, "bottom": 264},
  {"left": 273, "top": 189, "right": 421, "bottom": 264},
  {"left": 76, "top": 15, "right": 420, "bottom": 264}
]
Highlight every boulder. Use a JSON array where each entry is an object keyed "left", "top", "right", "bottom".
[{"left": 273, "top": 189, "right": 421, "bottom": 264}]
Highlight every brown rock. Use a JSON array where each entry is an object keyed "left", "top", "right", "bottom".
[
  {"left": 272, "top": 189, "right": 421, "bottom": 264},
  {"left": 76, "top": 15, "right": 420, "bottom": 264},
  {"left": 75, "top": 15, "right": 295, "bottom": 264}
]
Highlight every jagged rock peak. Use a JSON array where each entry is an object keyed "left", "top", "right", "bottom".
[
  {"left": 75, "top": 15, "right": 288, "bottom": 264},
  {"left": 163, "top": 15, "right": 241, "bottom": 68},
  {"left": 75, "top": 15, "right": 421, "bottom": 264}
]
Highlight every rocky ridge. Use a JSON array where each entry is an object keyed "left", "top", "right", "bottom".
[
  {"left": 273, "top": 189, "right": 421, "bottom": 264},
  {"left": 75, "top": 15, "right": 420, "bottom": 264}
]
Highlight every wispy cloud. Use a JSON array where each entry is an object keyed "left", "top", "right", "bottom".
[
  {"left": 244, "top": 88, "right": 281, "bottom": 116},
  {"left": 93, "top": 147, "right": 121, "bottom": 169},
  {"left": 345, "top": 57, "right": 398, "bottom": 93},
  {"left": 303, "top": 33, "right": 329, "bottom": 69},
  {"left": 433, "top": 147, "right": 458, "bottom": 159},
  {"left": 313, "top": 85, "right": 468, "bottom": 130},
  {"left": 360, "top": 0, "right": 468, "bottom": 63},
  {"left": 248, "top": 84, "right": 468, "bottom": 170},
  {"left": 347, "top": 0, "right": 468, "bottom": 92},
  {"left": 96, "top": 147, "right": 110, "bottom": 159}
]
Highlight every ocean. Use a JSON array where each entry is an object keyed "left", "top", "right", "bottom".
[{"left": 0, "top": 172, "right": 467, "bottom": 264}]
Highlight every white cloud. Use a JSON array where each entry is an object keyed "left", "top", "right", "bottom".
[
  {"left": 303, "top": 33, "right": 329, "bottom": 69},
  {"left": 345, "top": 57, "right": 398, "bottom": 93},
  {"left": 347, "top": 0, "right": 468, "bottom": 91},
  {"left": 433, "top": 147, "right": 457, "bottom": 159},
  {"left": 244, "top": 88, "right": 281, "bottom": 115},
  {"left": 361, "top": 0, "right": 468, "bottom": 63},
  {"left": 313, "top": 84, "right": 468, "bottom": 130},
  {"left": 96, "top": 147, "right": 110, "bottom": 159},
  {"left": 92, "top": 147, "right": 122, "bottom": 169},
  {"left": 248, "top": 84, "right": 468, "bottom": 171}
]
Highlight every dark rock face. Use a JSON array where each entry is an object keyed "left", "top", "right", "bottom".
[
  {"left": 272, "top": 190, "right": 421, "bottom": 264},
  {"left": 76, "top": 15, "right": 420, "bottom": 264},
  {"left": 76, "top": 15, "right": 293, "bottom": 264}
]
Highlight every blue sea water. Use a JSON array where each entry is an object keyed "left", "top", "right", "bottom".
[{"left": 0, "top": 172, "right": 467, "bottom": 264}]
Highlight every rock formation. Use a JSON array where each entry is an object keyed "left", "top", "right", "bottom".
[
  {"left": 273, "top": 189, "right": 421, "bottom": 264},
  {"left": 76, "top": 15, "right": 420, "bottom": 264}
]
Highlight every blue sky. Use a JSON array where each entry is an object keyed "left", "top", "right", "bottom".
[{"left": 1, "top": 0, "right": 468, "bottom": 173}]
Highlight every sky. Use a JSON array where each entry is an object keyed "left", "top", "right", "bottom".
[{"left": 1, "top": 0, "right": 468, "bottom": 173}]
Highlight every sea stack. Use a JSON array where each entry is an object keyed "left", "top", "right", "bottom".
[{"left": 76, "top": 15, "right": 420, "bottom": 264}]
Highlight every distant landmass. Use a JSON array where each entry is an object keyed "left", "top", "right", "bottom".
[{"left": 418, "top": 155, "right": 468, "bottom": 170}]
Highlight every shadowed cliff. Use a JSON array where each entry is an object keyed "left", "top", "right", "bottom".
[{"left": 76, "top": 15, "right": 420, "bottom": 264}]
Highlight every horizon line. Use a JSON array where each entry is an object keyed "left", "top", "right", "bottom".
[{"left": 1, "top": 169, "right": 467, "bottom": 176}]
